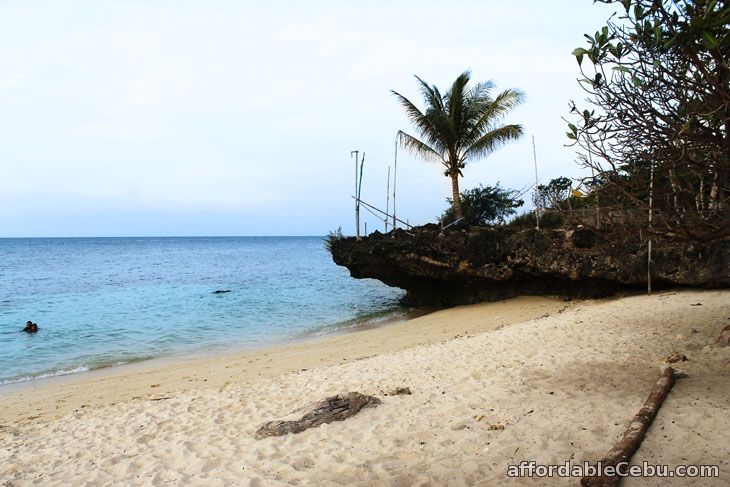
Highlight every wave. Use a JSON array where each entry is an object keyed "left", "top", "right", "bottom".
[
  {"left": 0, "top": 365, "right": 91, "bottom": 385},
  {"left": 0, "top": 356, "right": 155, "bottom": 386},
  {"left": 298, "top": 307, "right": 415, "bottom": 338}
]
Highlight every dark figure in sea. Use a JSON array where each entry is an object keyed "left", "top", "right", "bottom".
[{"left": 23, "top": 321, "right": 39, "bottom": 333}]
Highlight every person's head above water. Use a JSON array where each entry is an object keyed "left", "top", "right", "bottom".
[{"left": 23, "top": 321, "right": 39, "bottom": 333}]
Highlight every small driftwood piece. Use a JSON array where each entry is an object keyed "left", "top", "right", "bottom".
[
  {"left": 255, "top": 392, "right": 381, "bottom": 440},
  {"left": 385, "top": 386, "right": 411, "bottom": 396},
  {"left": 716, "top": 324, "right": 730, "bottom": 346},
  {"left": 581, "top": 367, "right": 678, "bottom": 487}
]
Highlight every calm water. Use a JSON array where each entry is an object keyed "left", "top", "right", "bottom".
[{"left": 0, "top": 237, "right": 405, "bottom": 385}]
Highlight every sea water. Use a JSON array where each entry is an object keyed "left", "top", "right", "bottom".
[{"left": 0, "top": 237, "right": 404, "bottom": 385}]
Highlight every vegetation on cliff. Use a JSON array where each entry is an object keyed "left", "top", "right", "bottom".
[
  {"left": 438, "top": 184, "right": 524, "bottom": 226},
  {"left": 568, "top": 0, "right": 729, "bottom": 241}
]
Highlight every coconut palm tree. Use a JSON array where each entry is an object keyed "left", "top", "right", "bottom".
[{"left": 392, "top": 71, "right": 524, "bottom": 220}]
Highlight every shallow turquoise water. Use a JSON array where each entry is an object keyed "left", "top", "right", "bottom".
[{"left": 0, "top": 237, "right": 404, "bottom": 385}]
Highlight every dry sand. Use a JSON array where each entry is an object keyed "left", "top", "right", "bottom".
[{"left": 1, "top": 290, "right": 728, "bottom": 486}]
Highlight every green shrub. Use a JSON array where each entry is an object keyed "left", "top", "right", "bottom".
[
  {"left": 439, "top": 184, "right": 523, "bottom": 226},
  {"left": 324, "top": 226, "right": 344, "bottom": 252}
]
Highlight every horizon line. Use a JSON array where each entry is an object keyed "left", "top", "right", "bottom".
[{"left": 0, "top": 235, "right": 332, "bottom": 239}]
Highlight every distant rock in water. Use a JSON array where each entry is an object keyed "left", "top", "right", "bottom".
[
  {"left": 22, "top": 321, "right": 39, "bottom": 333},
  {"left": 213, "top": 289, "right": 232, "bottom": 294},
  {"left": 330, "top": 225, "right": 730, "bottom": 307}
]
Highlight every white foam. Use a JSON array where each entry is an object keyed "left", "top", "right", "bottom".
[{"left": 0, "top": 365, "right": 91, "bottom": 385}]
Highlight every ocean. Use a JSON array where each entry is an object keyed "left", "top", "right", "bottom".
[{"left": 0, "top": 237, "right": 405, "bottom": 386}]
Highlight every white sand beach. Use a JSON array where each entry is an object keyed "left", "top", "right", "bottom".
[{"left": 1, "top": 290, "right": 728, "bottom": 486}]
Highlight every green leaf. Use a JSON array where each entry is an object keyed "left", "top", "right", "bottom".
[
  {"left": 589, "top": 47, "right": 599, "bottom": 63},
  {"left": 612, "top": 66, "right": 631, "bottom": 73},
  {"left": 572, "top": 47, "right": 589, "bottom": 66},
  {"left": 615, "top": 42, "right": 625, "bottom": 58},
  {"left": 634, "top": 4, "right": 643, "bottom": 20},
  {"left": 703, "top": 31, "right": 720, "bottom": 49}
]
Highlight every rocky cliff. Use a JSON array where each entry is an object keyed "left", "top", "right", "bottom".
[{"left": 330, "top": 224, "right": 730, "bottom": 307}]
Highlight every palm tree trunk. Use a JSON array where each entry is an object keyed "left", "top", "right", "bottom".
[{"left": 450, "top": 172, "right": 463, "bottom": 220}]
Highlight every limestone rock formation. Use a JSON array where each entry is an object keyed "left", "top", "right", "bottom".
[{"left": 331, "top": 225, "right": 730, "bottom": 307}]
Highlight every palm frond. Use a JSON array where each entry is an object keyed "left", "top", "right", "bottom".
[
  {"left": 485, "top": 88, "right": 525, "bottom": 117},
  {"left": 462, "top": 124, "right": 524, "bottom": 160},
  {"left": 391, "top": 90, "right": 440, "bottom": 142},
  {"left": 414, "top": 75, "right": 445, "bottom": 114},
  {"left": 464, "top": 88, "right": 525, "bottom": 146},
  {"left": 468, "top": 80, "right": 495, "bottom": 100},
  {"left": 445, "top": 71, "right": 472, "bottom": 149},
  {"left": 445, "top": 71, "right": 471, "bottom": 117},
  {"left": 397, "top": 131, "right": 446, "bottom": 166}
]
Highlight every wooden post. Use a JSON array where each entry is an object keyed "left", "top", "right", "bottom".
[
  {"left": 385, "top": 166, "right": 391, "bottom": 232},
  {"left": 351, "top": 150, "right": 359, "bottom": 239},
  {"left": 648, "top": 162, "right": 654, "bottom": 295},
  {"left": 532, "top": 135, "right": 541, "bottom": 230},
  {"left": 589, "top": 153, "right": 600, "bottom": 228},
  {"left": 393, "top": 135, "right": 398, "bottom": 230},
  {"left": 357, "top": 153, "right": 365, "bottom": 240}
]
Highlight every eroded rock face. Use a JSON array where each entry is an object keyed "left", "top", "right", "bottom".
[{"left": 330, "top": 225, "right": 730, "bottom": 307}]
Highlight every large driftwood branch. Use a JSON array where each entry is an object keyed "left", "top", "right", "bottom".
[
  {"left": 255, "top": 392, "right": 381, "bottom": 440},
  {"left": 581, "top": 366, "right": 679, "bottom": 487}
]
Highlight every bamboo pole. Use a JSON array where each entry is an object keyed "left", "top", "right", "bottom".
[
  {"left": 355, "top": 153, "right": 365, "bottom": 240},
  {"left": 532, "top": 136, "right": 541, "bottom": 230},
  {"left": 648, "top": 162, "right": 654, "bottom": 295},
  {"left": 351, "top": 197, "right": 411, "bottom": 228},
  {"left": 385, "top": 166, "right": 391, "bottom": 232},
  {"left": 392, "top": 135, "right": 399, "bottom": 230},
  {"left": 351, "top": 150, "right": 359, "bottom": 239}
]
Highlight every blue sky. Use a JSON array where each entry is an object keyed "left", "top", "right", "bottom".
[{"left": 0, "top": 0, "right": 619, "bottom": 237}]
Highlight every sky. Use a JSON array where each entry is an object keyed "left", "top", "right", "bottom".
[{"left": 0, "top": 0, "right": 621, "bottom": 237}]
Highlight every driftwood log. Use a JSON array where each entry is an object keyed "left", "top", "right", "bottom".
[
  {"left": 581, "top": 367, "right": 679, "bottom": 487},
  {"left": 255, "top": 392, "right": 381, "bottom": 440}
]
